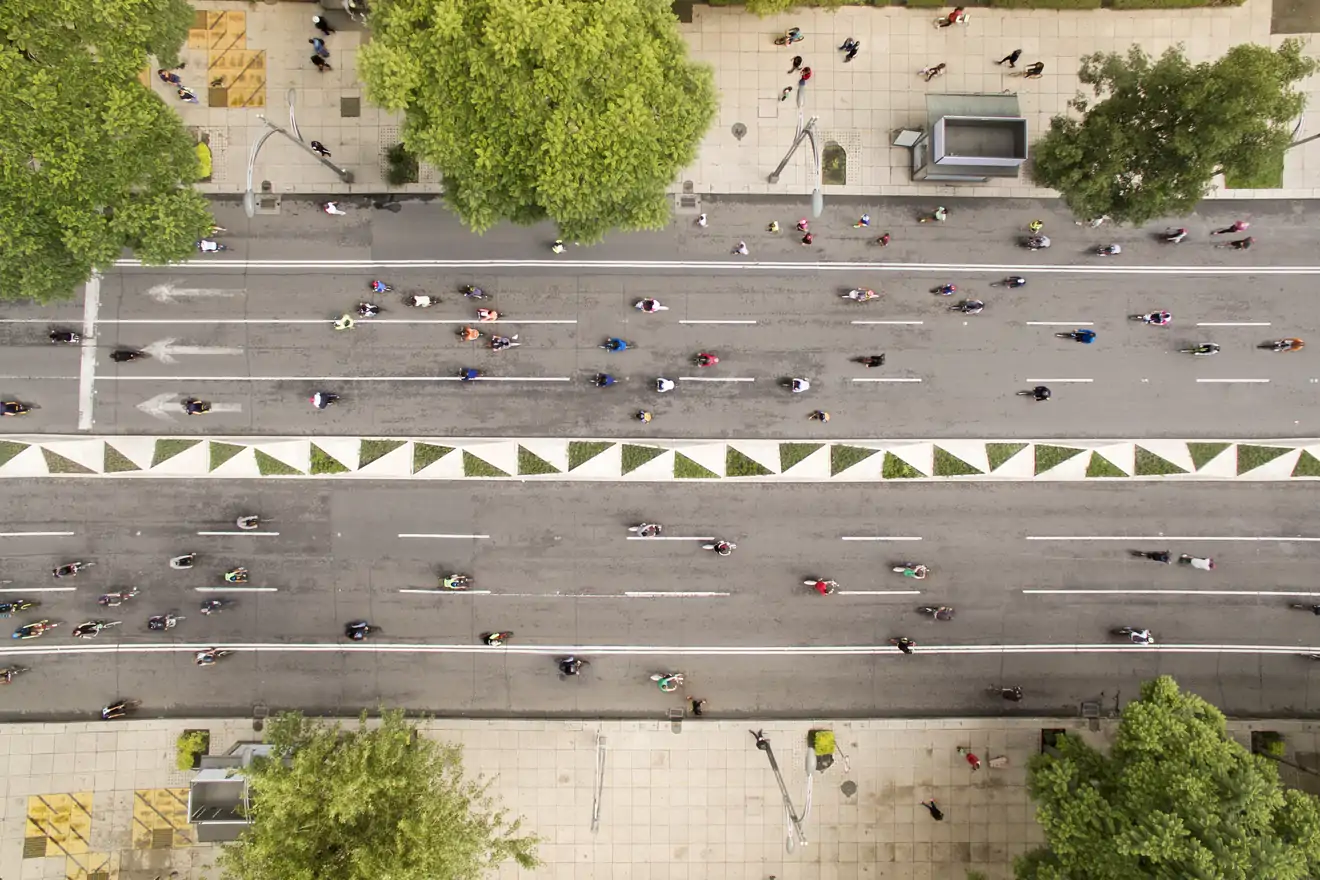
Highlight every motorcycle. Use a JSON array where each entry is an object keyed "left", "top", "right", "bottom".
[
  {"left": 311, "top": 392, "right": 340, "bottom": 409},
  {"left": 805, "top": 579, "right": 839, "bottom": 595},
  {"left": 170, "top": 553, "right": 196, "bottom": 570},
  {"left": 13, "top": 620, "right": 57, "bottom": 640},
  {"left": 98, "top": 588, "right": 139, "bottom": 607},
  {"left": 932, "top": 284, "right": 957, "bottom": 297},
  {"left": 702, "top": 541, "right": 736, "bottom": 556},
  {"left": 843, "top": 288, "right": 878, "bottom": 302},
  {"left": 950, "top": 300, "right": 983, "bottom": 315},
  {"left": 200, "top": 599, "right": 230, "bottom": 615},
  {"left": 1131, "top": 311, "right": 1172, "bottom": 326},
  {"left": 346, "top": 621, "right": 374, "bottom": 641},
  {"left": 1095, "top": 244, "right": 1122, "bottom": 256},
  {"left": 628, "top": 524, "right": 663, "bottom": 537},
  {"left": 490, "top": 335, "right": 520, "bottom": 351},
  {"left": 356, "top": 303, "right": 382, "bottom": 318},
  {"left": 1056, "top": 330, "right": 1096, "bottom": 344},
  {"left": 559, "top": 657, "right": 588, "bottom": 676},
  {"left": 916, "top": 605, "right": 955, "bottom": 620},
  {"left": 405, "top": 294, "right": 435, "bottom": 308},
  {"left": 788, "top": 378, "right": 810, "bottom": 394},
  {"left": 236, "top": 515, "right": 260, "bottom": 531},
  {"left": 440, "top": 574, "right": 471, "bottom": 591},
  {"left": 475, "top": 308, "right": 500, "bottom": 322},
  {"left": 460, "top": 285, "right": 487, "bottom": 299},
  {"left": 196, "top": 240, "right": 227, "bottom": 253},
  {"left": 655, "top": 378, "right": 676, "bottom": 393},
  {"left": 1265, "top": 338, "right": 1305, "bottom": 352},
  {"left": 110, "top": 349, "right": 145, "bottom": 362},
  {"left": 223, "top": 568, "right": 248, "bottom": 584},
  {"left": 0, "top": 666, "right": 29, "bottom": 683},
  {"left": 483, "top": 631, "right": 513, "bottom": 646},
  {"left": 1111, "top": 626, "right": 1155, "bottom": 645},
  {"left": 1180, "top": 343, "right": 1220, "bottom": 356},
  {"left": 695, "top": 353, "right": 719, "bottom": 367},
  {"left": 52, "top": 561, "right": 93, "bottom": 578},
  {"left": 1023, "top": 235, "right": 1051, "bottom": 250},
  {"left": 1164, "top": 227, "right": 1188, "bottom": 244},
  {"left": 635, "top": 299, "right": 668, "bottom": 313},
  {"left": 0, "top": 599, "right": 35, "bottom": 616},
  {"left": 73, "top": 620, "right": 121, "bottom": 638},
  {"left": 650, "top": 672, "right": 684, "bottom": 691},
  {"left": 0, "top": 402, "right": 30, "bottom": 416},
  {"left": 147, "top": 613, "right": 183, "bottom": 631},
  {"left": 893, "top": 564, "right": 928, "bottom": 579},
  {"left": 195, "top": 649, "right": 233, "bottom": 665}
]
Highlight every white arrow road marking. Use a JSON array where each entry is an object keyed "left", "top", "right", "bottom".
[
  {"left": 136, "top": 393, "right": 242, "bottom": 421},
  {"left": 146, "top": 283, "right": 242, "bottom": 304},
  {"left": 143, "top": 338, "right": 244, "bottom": 364}
]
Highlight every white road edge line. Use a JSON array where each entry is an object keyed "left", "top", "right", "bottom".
[
  {"left": 852, "top": 378, "right": 923, "bottom": 383},
  {"left": 1026, "top": 536, "right": 1320, "bottom": 541},
  {"left": 45, "top": 319, "right": 579, "bottom": 325},
  {"left": 104, "top": 376, "right": 573, "bottom": 383},
  {"left": 1197, "top": 322, "right": 1272, "bottom": 327},
  {"left": 678, "top": 377, "right": 755, "bottom": 383},
  {"left": 1197, "top": 378, "right": 1270, "bottom": 383},
  {"left": 1025, "top": 589, "right": 1320, "bottom": 596},
  {"left": 1026, "top": 322, "right": 1096, "bottom": 326},
  {"left": 399, "top": 589, "right": 494, "bottom": 595},
  {"left": 398, "top": 533, "right": 491, "bottom": 539},
  {"left": 193, "top": 587, "right": 279, "bottom": 592},
  {"left": 841, "top": 536, "right": 922, "bottom": 541},
  {"left": 679, "top": 320, "right": 758, "bottom": 325},
  {"left": 196, "top": 531, "right": 281, "bottom": 537},
  {"left": 1025, "top": 378, "right": 1093, "bottom": 383},
  {"left": 836, "top": 590, "right": 924, "bottom": 596},
  {"left": 0, "top": 532, "right": 76, "bottom": 538},
  {"left": 0, "top": 587, "right": 75, "bottom": 593},
  {"left": 76, "top": 275, "right": 100, "bottom": 431},
  {"left": 625, "top": 536, "right": 716, "bottom": 541},
  {"left": 850, "top": 321, "right": 924, "bottom": 325}
]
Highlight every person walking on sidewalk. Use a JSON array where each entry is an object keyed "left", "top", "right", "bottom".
[
  {"left": 788, "top": 55, "right": 803, "bottom": 74},
  {"left": 854, "top": 213, "right": 870, "bottom": 228},
  {"left": 1023, "top": 61, "right": 1045, "bottom": 79},
  {"left": 311, "top": 55, "right": 332, "bottom": 72},
  {"left": 922, "top": 800, "right": 945, "bottom": 821},
  {"left": 157, "top": 68, "right": 182, "bottom": 85},
  {"left": 176, "top": 86, "right": 198, "bottom": 103},
  {"left": 310, "top": 140, "right": 331, "bottom": 158},
  {"left": 798, "top": 67, "right": 812, "bottom": 87},
  {"left": 312, "top": 15, "right": 336, "bottom": 36},
  {"left": 958, "top": 747, "right": 982, "bottom": 771},
  {"left": 936, "top": 6, "right": 967, "bottom": 27},
  {"left": 779, "top": 87, "right": 792, "bottom": 102},
  {"left": 995, "top": 48, "right": 1022, "bottom": 68},
  {"left": 310, "top": 37, "right": 330, "bottom": 58},
  {"left": 921, "top": 63, "right": 946, "bottom": 82},
  {"left": 839, "top": 37, "right": 860, "bottom": 62}
]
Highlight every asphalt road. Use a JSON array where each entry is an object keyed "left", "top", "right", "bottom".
[
  {"left": 0, "top": 198, "right": 1317, "bottom": 437},
  {"left": 2, "top": 480, "right": 1320, "bottom": 720}
]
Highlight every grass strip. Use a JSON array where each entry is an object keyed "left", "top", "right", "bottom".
[
  {"left": 104, "top": 445, "right": 140, "bottom": 473},
  {"left": 517, "top": 446, "right": 560, "bottom": 475},
  {"left": 1187, "top": 442, "right": 1229, "bottom": 471},
  {"left": 830, "top": 445, "right": 878, "bottom": 476},
  {"left": 727, "top": 448, "right": 772, "bottom": 477},
  {"left": 151, "top": 438, "right": 200, "bottom": 468},
  {"left": 1134, "top": 448, "right": 1187, "bottom": 476},
  {"left": 464, "top": 451, "right": 510, "bottom": 477},
  {"left": 1034, "top": 445, "right": 1083, "bottom": 475},
  {"left": 932, "top": 448, "right": 982, "bottom": 476},
  {"left": 255, "top": 450, "right": 302, "bottom": 476},
  {"left": 986, "top": 443, "right": 1027, "bottom": 472},
  {"left": 209, "top": 442, "right": 245, "bottom": 472},
  {"left": 413, "top": 443, "right": 454, "bottom": 474},
  {"left": 675, "top": 453, "right": 719, "bottom": 479},
  {"left": 310, "top": 445, "right": 350, "bottom": 474},
  {"left": 359, "top": 439, "right": 405, "bottom": 468},
  {"left": 621, "top": 444, "right": 665, "bottom": 475},
  {"left": 568, "top": 441, "right": 614, "bottom": 471}
]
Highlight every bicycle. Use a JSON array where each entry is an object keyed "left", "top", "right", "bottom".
[
  {"left": 52, "top": 561, "right": 95, "bottom": 579},
  {"left": 988, "top": 685, "right": 1024, "bottom": 701},
  {"left": 650, "top": 673, "right": 684, "bottom": 692}
]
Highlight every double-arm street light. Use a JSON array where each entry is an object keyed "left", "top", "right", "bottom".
[
  {"left": 767, "top": 83, "right": 823, "bottom": 218},
  {"left": 244, "top": 88, "right": 353, "bottom": 217}
]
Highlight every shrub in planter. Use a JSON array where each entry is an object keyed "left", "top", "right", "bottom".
[
  {"left": 385, "top": 143, "right": 419, "bottom": 186},
  {"left": 176, "top": 730, "right": 210, "bottom": 770},
  {"left": 1252, "top": 730, "right": 1286, "bottom": 758}
]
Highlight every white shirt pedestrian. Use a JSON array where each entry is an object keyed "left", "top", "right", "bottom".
[
  {"left": 733, "top": 241, "right": 748, "bottom": 255},
  {"left": 696, "top": 213, "right": 707, "bottom": 227}
]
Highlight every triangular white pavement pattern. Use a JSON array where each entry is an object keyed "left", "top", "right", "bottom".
[
  {"left": 1195, "top": 444, "right": 1237, "bottom": 478},
  {"left": 311, "top": 438, "right": 361, "bottom": 472},
  {"left": 149, "top": 441, "right": 209, "bottom": 476},
  {"left": 412, "top": 444, "right": 464, "bottom": 479},
  {"left": 621, "top": 449, "right": 675, "bottom": 481},
  {"left": 1244, "top": 447, "right": 1303, "bottom": 479},
  {"left": 780, "top": 443, "right": 830, "bottom": 479},
  {"left": 517, "top": 440, "right": 570, "bottom": 474},
  {"left": 886, "top": 443, "right": 935, "bottom": 477},
  {"left": 103, "top": 438, "right": 157, "bottom": 471},
  {"left": 209, "top": 446, "right": 259, "bottom": 478},
  {"left": 1039, "top": 448, "right": 1089, "bottom": 480},
  {"left": 40, "top": 440, "right": 103, "bottom": 473},
  {"left": 253, "top": 440, "right": 310, "bottom": 474},
  {"left": 668, "top": 442, "right": 726, "bottom": 477},
  {"left": 1, "top": 444, "right": 48, "bottom": 477},
  {"left": 988, "top": 444, "right": 1034, "bottom": 478},
  {"left": 1092, "top": 443, "right": 1135, "bottom": 476},
  {"left": 726, "top": 441, "right": 782, "bottom": 475},
  {"left": 568, "top": 443, "right": 622, "bottom": 479},
  {"left": 1136, "top": 440, "right": 1195, "bottom": 473},
  {"left": 357, "top": 442, "right": 411, "bottom": 478},
  {"left": 458, "top": 440, "right": 519, "bottom": 476},
  {"left": 933, "top": 441, "right": 990, "bottom": 474}
]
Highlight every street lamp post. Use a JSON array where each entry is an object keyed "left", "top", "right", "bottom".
[
  {"left": 767, "top": 116, "right": 823, "bottom": 219},
  {"left": 243, "top": 88, "right": 354, "bottom": 218}
]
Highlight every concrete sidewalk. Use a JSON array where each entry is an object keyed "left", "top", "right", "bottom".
[{"left": 175, "top": 0, "right": 1320, "bottom": 205}]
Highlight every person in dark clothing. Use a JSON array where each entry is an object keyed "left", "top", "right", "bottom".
[
  {"left": 312, "top": 15, "right": 336, "bottom": 36},
  {"left": 995, "top": 49, "right": 1022, "bottom": 68},
  {"left": 311, "top": 55, "right": 332, "bottom": 72},
  {"left": 922, "top": 800, "right": 944, "bottom": 821}
]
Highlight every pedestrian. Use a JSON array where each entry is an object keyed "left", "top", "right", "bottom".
[
  {"left": 788, "top": 55, "right": 803, "bottom": 73},
  {"left": 798, "top": 66, "right": 812, "bottom": 87},
  {"left": 936, "top": 6, "right": 967, "bottom": 27},
  {"left": 795, "top": 219, "right": 809, "bottom": 232},
  {"left": 157, "top": 69, "right": 182, "bottom": 85},
  {"left": 310, "top": 37, "right": 330, "bottom": 58},
  {"left": 845, "top": 44, "right": 859, "bottom": 62},
  {"left": 312, "top": 15, "right": 336, "bottom": 36},
  {"left": 311, "top": 55, "right": 332, "bottom": 72},
  {"left": 176, "top": 86, "right": 198, "bottom": 103},
  {"left": 733, "top": 241, "right": 748, "bottom": 255},
  {"left": 690, "top": 698, "right": 706, "bottom": 716},
  {"left": 1212, "top": 220, "right": 1249, "bottom": 235},
  {"left": 1023, "top": 61, "right": 1044, "bottom": 79},
  {"left": 767, "top": 221, "right": 780, "bottom": 233},
  {"left": 921, "top": 63, "right": 946, "bottom": 82},
  {"left": 995, "top": 48, "right": 1022, "bottom": 68},
  {"left": 839, "top": 37, "right": 860, "bottom": 62},
  {"left": 696, "top": 213, "right": 707, "bottom": 227},
  {"left": 876, "top": 232, "right": 891, "bottom": 247},
  {"left": 779, "top": 87, "right": 792, "bottom": 102},
  {"left": 922, "top": 800, "right": 945, "bottom": 821},
  {"left": 863, "top": 354, "right": 886, "bottom": 368},
  {"left": 809, "top": 410, "right": 830, "bottom": 422},
  {"left": 801, "top": 232, "right": 813, "bottom": 246},
  {"left": 958, "top": 747, "right": 982, "bottom": 771},
  {"left": 853, "top": 213, "right": 870, "bottom": 228},
  {"left": 310, "top": 140, "right": 331, "bottom": 158}
]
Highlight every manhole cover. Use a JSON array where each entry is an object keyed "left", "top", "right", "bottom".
[
  {"left": 841, "top": 780, "right": 858, "bottom": 797},
  {"left": 151, "top": 829, "right": 175, "bottom": 849},
  {"left": 23, "top": 837, "right": 47, "bottom": 859},
  {"left": 731, "top": 123, "right": 747, "bottom": 141},
  {"left": 341, "top": 96, "right": 361, "bottom": 118}
]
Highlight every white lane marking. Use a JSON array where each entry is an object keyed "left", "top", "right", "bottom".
[
  {"left": 0, "top": 318, "right": 576, "bottom": 326},
  {"left": 841, "top": 536, "right": 922, "bottom": 541},
  {"left": 850, "top": 321, "right": 923, "bottom": 325},
  {"left": 9, "top": 641, "right": 1320, "bottom": 656},
  {"left": 1025, "top": 589, "right": 1320, "bottom": 596},
  {"left": 623, "top": 591, "right": 731, "bottom": 598},
  {"left": 146, "top": 283, "right": 242, "bottom": 303},
  {"left": 625, "top": 536, "right": 715, "bottom": 542},
  {"left": 194, "top": 587, "right": 278, "bottom": 592},
  {"left": 0, "top": 587, "right": 75, "bottom": 593},
  {"left": 679, "top": 320, "right": 758, "bottom": 325},
  {"left": 1197, "top": 322, "right": 1272, "bottom": 327},
  {"left": 143, "top": 339, "right": 244, "bottom": 364},
  {"left": 852, "top": 377, "right": 922, "bottom": 383},
  {"left": 1026, "top": 321, "right": 1095, "bottom": 326},
  {"left": 0, "top": 532, "right": 75, "bottom": 538},
  {"left": 77, "top": 275, "right": 100, "bottom": 431},
  {"left": 400, "top": 589, "right": 494, "bottom": 595},
  {"left": 401, "top": 589, "right": 730, "bottom": 598},
  {"left": 196, "top": 531, "right": 281, "bottom": 537},
  {"left": 113, "top": 376, "right": 571, "bottom": 383},
  {"left": 1025, "top": 378, "right": 1093, "bottom": 383},
  {"left": 1026, "top": 535, "right": 1320, "bottom": 541},
  {"left": 1197, "top": 378, "right": 1270, "bottom": 383},
  {"left": 112, "top": 258, "right": 1320, "bottom": 276},
  {"left": 678, "top": 377, "right": 755, "bottom": 383},
  {"left": 398, "top": 533, "right": 490, "bottom": 539},
  {"left": 837, "top": 590, "right": 923, "bottom": 596}
]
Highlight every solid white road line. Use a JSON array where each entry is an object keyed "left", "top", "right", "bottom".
[
  {"left": 678, "top": 377, "right": 755, "bottom": 383},
  {"left": 1026, "top": 535, "right": 1320, "bottom": 542},
  {"left": 836, "top": 590, "right": 923, "bottom": 596},
  {"left": 398, "top": 533, "right": 490, "bottom": 539},
  {"left": 1025, "top": 589, "right": 1320, "bottom": 596},
  {"left": 0, "top": 532, "right": 75, "bottom": 538},
  {"left": 0, "top": 587, "right": 74, "bottom": 593},
  {"left": 623, "top": 591, "right": 731, "bottom": 598},
  {"left": 1025, "top": 378, "right": 1093, "bottom": 383},
  {"left": 625, "top": 536, "right": 716, "bottom": 541},
  {"left": 4, "top": 318, "right": 579, "bottom": 326},
  {"left": 1026, "top": 321, "right": 1095, "bottom": 326},
  {"left": 850, "top": 321, "right": 923, "bottom": 325},
  {"left": 197, "top": 530, "right": 281, "bottom": 537},
  {"left": 852, "top": 377, "right": 923, "bottom": 383},
  {"left": 679, "top": 320, "right": 758, "bottom": 325},
  {"left": 1198, "top": 322, "right": 1272, "bottom": 327},
  {"left": 841, "top": 536, "right": 922, "bottom": 541},
  {"left": 1197, "top": 378, "right": 1270, "bottom": 383},
  {"left": 193, "top": 587, "right": 278, "bottom": 592},
  {"left": 400, "top": 589, "right": 494, "bottom": 595},
  {"left": 77, "top": 275, "right": 100, "bottom": 431},
  {"left": 104, "top": 376, "right": 572, "bottom": 383}
]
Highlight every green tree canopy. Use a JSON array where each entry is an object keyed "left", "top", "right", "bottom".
[
  {"left": 1019, "top": 676, "right": 1320, "bottom": 880},
  {"left": 219, "top": 711, "right": 539, "bottom": 880},
  {"left": 1032, "top": 41, "right": 1316, "bottom": 225},
  {"left": 0, "top": 0, "right": 214, "bottom": 303},
  {"left": 360, "top": 0, "right": 717, "bottom": 242}
]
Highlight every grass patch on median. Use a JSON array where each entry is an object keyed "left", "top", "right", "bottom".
[
  {"left": 779, "top": 443, "right": 822, "bottom": 473},
  {"left": 621, "top": 444, "right": 665, "bottom": 475},
  {"left": 104, "top": 445, "right": 140, "bottom": 473},
  {"left": 727, "top": 448, "right": 772, "bottom": 477},
  {"left": 1293, "top": 451, "right": 1320, "bottom": 477},
  {"left": 933, "top": 447, "right": 982, "bottom": 476},
  {"left": 1187, "top": 442, "right": 1230, "bottom": 471},
  {"left": 209, "top": 441, "right": 245, "bottom": 472},
  {"left": 882, "top": 452, "right": 924, "bottom": 479},
  {"left": 413, "top": 443, "right": 454, "bottom": 474},
  {"left": 1134, "top": 447, "right": 1187, "bottom": 476},
  {"left": 830, "top": 445, "right": 878, "bottom": 476},
  {"left": 986, "top": 443, "right": 1027, "bottom": 472},
  {"left": 310, "top": 445, "right": 350, "bottom": 475},
  {"left": 42, "top": 449, "right": 93, "bottom": 474},
  {"left": 0, "top": 441, "right": 29, "bottom": 469},
  {"left": 255, "top": 450, "right": 302, "bottom": 476},
  {"left": 675, "top": 453, "right": 719, "bottom": 479},
  {"left": 151, "top": 438, "right": 200, "bottom": 468},
  {"left": 463, "top": 451, "right": 509, "bottom": 477},
  {"left": 1085, "top": 452, "right": 1127, "bottom": 478},
  {"left": 517, "top": 446, "right": 560, "bottom": 476},
  {"left": 568, "top": 441, "right": 614, "bottom": 471},
  {"left": 359, "top": 439, "right": 405, "bottom": 468},
  {"left": 1034, "top": 445, "right": 1083, "bottom": 475},
  {"left": 1237, "top": 444, "right": 1291, "bottom": 475}
]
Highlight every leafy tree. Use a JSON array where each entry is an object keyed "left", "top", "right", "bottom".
[
  {"left": 1019, "top": 675, "right": 1320, "bottom": 880},
  {"left": 1032, "top": 41, "right": 1316, "bottom": 225},
  {"left": 219, "top": 710, "right": 539, "bottom": 880},
  {"left": 0, "top": 0, "right": 214, "bottom": 303},
  {"left": 360, "top": 0, "right": 717, "bottom": 242}
]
